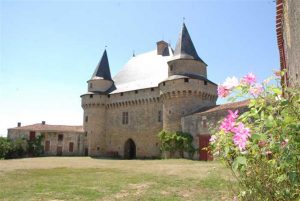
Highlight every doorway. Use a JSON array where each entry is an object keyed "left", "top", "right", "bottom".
[
  {"left": 124, "top": 139, "right": 136, "bottom": 159},
  {"left": 199, "top": 134, "right": 213, "bottom": 161}
]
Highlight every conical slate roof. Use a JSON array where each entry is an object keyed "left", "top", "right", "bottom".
[
  {"left": 91, "top": 50, "right": 112, "bottom": 80},
  {"left": 172, "top": 23, "right": 205, "bottom": 63}
]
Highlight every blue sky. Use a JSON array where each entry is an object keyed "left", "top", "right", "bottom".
[{"left": 0, "top": 0, "right": 278, "bottom": 136}]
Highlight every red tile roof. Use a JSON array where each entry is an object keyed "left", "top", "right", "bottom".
[
  {"left": 9, "top": 123, "right": 84, "bottom": 133},
  {"left": 196, "top": 100, "right": 249, "bottom": 115}
]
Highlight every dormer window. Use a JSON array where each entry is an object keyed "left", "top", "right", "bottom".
[
  {"left": 204, "top": 81, "right": 208, "bottom": 85},
  {"left": 89, "top": 83, "right": 93, "bottom": 89},
  {"left": 184, "top": 78, "right": 189, "bottom": 83}
]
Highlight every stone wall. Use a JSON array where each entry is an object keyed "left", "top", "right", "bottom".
[{"left": 283, "top": 0, "right": 300, "bottom": 88}]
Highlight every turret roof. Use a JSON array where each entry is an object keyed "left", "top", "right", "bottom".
[
  {"left": 172, "top": 23, "right": 206, "bottom": 64},
  {"left": 91, "top": 50, "right": 112, "bottom": 81}
]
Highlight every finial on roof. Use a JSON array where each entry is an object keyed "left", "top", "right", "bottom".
[
  {"left": 183, "top": 17, "right": 185, "bottom": 23},
  {"left": 172, "top": 22, "right": 205, "bottom": 63},
  {"left": 91, "top": 49, "right": 112, "bottom": 81}
]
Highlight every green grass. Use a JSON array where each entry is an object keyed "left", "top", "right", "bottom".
[{"left": 0, "top": 157, "right": 236, "bottom": 201}]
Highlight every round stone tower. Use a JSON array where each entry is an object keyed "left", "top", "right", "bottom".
[
  {"left": 160, "top": 23, "right": 218, "bottom": 132},
  {"left": 81, "top": 50, "right": 114, "bottom": 156}
]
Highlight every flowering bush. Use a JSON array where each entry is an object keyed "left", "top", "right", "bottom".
[{"left": 211, "top": 72, "right": 300, "bottom": 200}]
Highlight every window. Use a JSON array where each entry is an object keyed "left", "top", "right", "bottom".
[
  {"left": 90, "top": 94, "right": 93, "bottom": 98},
  {"left": 107, "top": 94, "right": 110, "bottom": 98},
  {"left": 120, "top": 92, "right": 123, "bottom": 96},
  {"left": 85, "top": 132, "right": 87, "bottom": 137},
  {"left": 85, "top": 116, "right": 88, "bottom": 122},
  {"left": 151, "top": 88, "right": 154, "bottom": 91},
  {"left": 58, "top": 134, "right": 63, "bottom": 141},
  {"left": 163, "top": 82, "right": 166, "bottom": 86},
  {"left": 45, "top": 141, "right": 50, "bottom": 152},
  {"left": 122, "top": 112, "right": 129, "bottom": 124},
  {"left": 135, "top": 90, "right": 138, "bottom": 94},
  {"left": 89, "top": 83, "right": 93, "bottom": 89},
  {"left": 158, "top": 111, "right": 162, "bottom": 122},
  {"left": 204, "top": 80, "right": 208, "bottom": 85},
  {"left": 69, "top": 142, "right": 74, "bottom": 152},
  {"left": 184, "top": 78, "right": 189, "bottom": 82}
]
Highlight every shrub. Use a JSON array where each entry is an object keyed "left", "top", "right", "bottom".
[
  {"left": 0, "top": 137, "right": 12, "bottom": 159},
  {"left": 158, "top": 130, "right": 196, "bottom": 159},
  {"left": 210, "top": 72, "right": 300, "bottom": 200}
]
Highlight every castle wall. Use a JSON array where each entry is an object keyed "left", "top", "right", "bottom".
[
  {"left": 106, "top": 87, "right": 162, "bottom": 158},
  {"left": 82, "top": 87, "right": 163, "bottom": 158}
]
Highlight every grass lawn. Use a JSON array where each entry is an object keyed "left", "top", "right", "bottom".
[{"left": 0, "top": 157, "right": 236, "bottom": 201}]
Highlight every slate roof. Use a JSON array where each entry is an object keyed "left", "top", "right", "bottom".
[
  {"left": 172, "top": 23, "right": 206, "bottom": 64},
  {"left": 9, "top": 123, "right": 84, "bottom": 133},
  {"left": 91, "top": 50, "right": 112, "bottom": 81},
  {"left": 111, "top": 47, "right": 174, "bottom": 93}
]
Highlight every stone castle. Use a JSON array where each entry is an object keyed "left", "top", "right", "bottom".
[
  {"left": 81, "top": 23, "right": 219, "bottom": 159},
  {"left": 8, "top": 23, "right": 249, "bottom": 160}
]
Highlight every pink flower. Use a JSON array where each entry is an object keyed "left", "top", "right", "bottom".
[
  {"left": 219, "top": 110, "right": 239, "bottom": 133},
  {"left": 233, "top": 134, "right": 248, "bottom": 151},
  {"left": 232, "top": 123, "right": 251, "bottom": 151},
  {"left": 223, "top": 76, "right": 239, "bottom": 90},
  {"left": 217, "top": 85, "right": 230, "bottom": 97},
  {"left": 241, "top": 73, "right": 256, "bottom": 85},
  {"left": 217, "top": 77, "right": 239, "bottom": 98},
  {"left": 209, "top": 135, "right": 217, "bottom": 144},
  {"left": 228, "top": 110, "right": 239, "bottom": 120},
  {"left": 249, "top": 83, "right": 263, "bottom": 97}
]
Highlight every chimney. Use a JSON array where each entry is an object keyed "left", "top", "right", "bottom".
[
  {"left": 156, "top": 40, "right": 169, "bottom": 56},
  {"left": 17, "top": 122, "right": 21, "bottom": 127},
  {"left": 42, "top": 121, "right": 46, "bottom": 125}
]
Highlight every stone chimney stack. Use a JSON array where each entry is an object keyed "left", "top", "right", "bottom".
[
  {"left": 42, "top": 121, "right": 46, "bottom": 125},
  {"left": 17, "top": 122, "right": 21, "bottom": 127},
  {"left": 156, "top": 40, "right": 169, "bottom": 56}
]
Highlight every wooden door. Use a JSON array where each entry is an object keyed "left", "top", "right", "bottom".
[{"left": 199, "top": 135, "right": 213, "bottom": 161}]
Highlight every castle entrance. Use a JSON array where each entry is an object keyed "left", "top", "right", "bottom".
[{"left": 124, "top": 139, "right": 136, "bottom": 159}]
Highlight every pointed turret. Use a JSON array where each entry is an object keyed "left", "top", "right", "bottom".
[
  {"left": 87, "top": 49, "right": 114, "bottom": 93},
  {"left": 167, "top": 23, "right": 208, "bottom": 78},
  {"left": 91, "top": 50, "right": 112, "bottom": 80},
  {"left": 172, "top": 23, "right": 204, "bottom": 63}
]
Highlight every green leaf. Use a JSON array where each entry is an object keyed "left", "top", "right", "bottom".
[
  {"left": 236, "top": 156, "right": 247, "bottom": 165},
  {"left": 273, "top": 88, "right": 282, "bottom": 95},
  {"left": 251, "top": 134, "right": 261, "bottom": 140}
]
